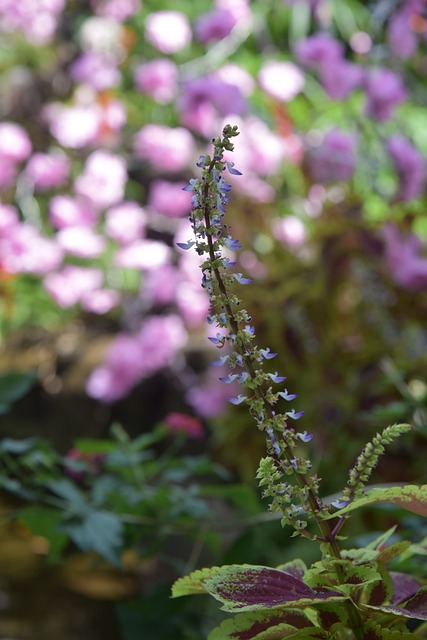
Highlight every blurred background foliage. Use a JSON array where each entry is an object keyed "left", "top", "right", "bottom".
[{"left": 1, "top": 0, "right": 427, "bottom": 637}]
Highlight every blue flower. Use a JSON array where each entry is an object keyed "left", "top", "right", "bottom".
[
  {"left": 229, "top": 394, "right": 247, "bottom": 405},
  {"left": 182, "top": 178, "right": 199, "bottom": 191},
  {"left": 177, "top": 240, "right": 196, "bottom": 250},
  {"left": 259, "top": 348, "right": 277, "bottom": 360},
  {"left": 331, "top": 499, "right": 350, "bottom": 509},
  {"left": 208, "top": 334, "right": 225, "bottom": 345},
  {"left": 234, "top": 273, "right": 253, "bottom": 285},
  {"left": 296, "top": 431, "right": 313, "bottom": 443},
  {"left": 211, "top": 355, "right": 230, "bottom": 366},
  {"left": 227, "top": 161, "right": 242, "bottom": 175},
  {"left": 219, "top": 374, "right": 239, "bottom": 384},
  {"left": 267, "top": 372, "right": 287, "bottom": 383},
  {"left": 278, "top": 390, "right": 297, "bottom": 401},
  {"left": 223, "top": 236, "right": 242, "bottom": 250},
  {"left": 286, "top": 409, "right": 304, "bottom": 420},
  {"left": 243, "top": 325, "right": 255, "bottom": 336}
]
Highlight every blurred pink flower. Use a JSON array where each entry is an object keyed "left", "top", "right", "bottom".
[
  {"left": 49, "top": 195, "right": 98, "bottom": 228},
  {"left": 105, "top": 201, "right": 146, "bottom": 245},
  {"left": 383, "top": 224, "right": 427, "bottom": 290},
  {"left": 114, "top": 239, "right": 171, "bottom": 270},
  {"left": 308, "top": 129, "right": 357, "bottom": 183},
  {"left": 44, "top": 266, "right": 104, "bottom": 307},
  {"left": 0, "top": 0, "right": 65, "bottom": 44},
  {"left": 45, "top": 103, "right": 101, "bottom": 149},
  {"left": 25, "top": 151, "right": 70, "bottom": 191},
  {"left": 364, "top": 68, "right": 406, "bottom": 122},
  {"left": 386, "top": 135, "right": 425, "bottom": 202},
  {"left": 164, "top": 412, "right": 204, "bottom": 438},
  {"left": 194, "top": 8, "right": 236, "bottom": 43},
  {"left": 217, "top": 64, "right": 255, "bottom": 96},
  {"left": 145, "top": 11, "right": 192, "bottom": 54},
  {"left": 187, "top": 367, "right": 238, "bottom": 418},
  {"left": 0, "top": 224, "right": 63, "bottom": 275},
  {"left": 56, "top": 226, "right": 106, "bottom": 258},
  {"left": 133, "top": 125, "right": 195, "bottom": 172},
  {"left": 178, "top": 75, "right": 246, "bottom": 136},
  {"left": 272, "top": 216, "right": 306, "bottom": 247},
  {"left": 0, "top": 122, "right": 32, "bottom": 162},
  {"left": 0, "top": 156, "right": 17, "bottom": 190},
  {"left": 91, "top": 0, "right": 141, "bottom": 20},
  {"left": 147, "top": 180, "right": 192, "bottom": 217},
  {"left": 176, "top": 282, "right": 210, "bottom": 327},
  {"left": 86, "top": 315, "right": 187, "bottom": 402},
  {"left": 134, "top": 59, "right": 178, "bottom": 104},
  {"left": 70, "top": 52, "right": 121, "bottom": 91},
  {"left": 81, "top": 288, "right": 120, "bottom": 313},
  {"left": 295, "top": 33, "right": 344, "bottom": 69},
  {"left": 74, "top": 150, "right": 127, "bottom": 210},
  {"left": 0, "top": 203, "right": 19, "bottom": 237},
  {"left": 215, "top": 0, "right": 251, "bottom": 25},
  {"left": 258, "top": 60, "right": 305, "bottom": 102},
  {"left": 319, "top": 60, "right": 363, "bottom": 100},
  {"left": 388, "top": 6, "right": 418, "bottom": 59},
  {"left": 142, "top": 264, "right": 180, "bottom": 305}
]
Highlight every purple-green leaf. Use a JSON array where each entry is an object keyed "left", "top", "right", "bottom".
[
  {"left": 364, "top": 585, "right": 427, "bottom": 621},
  {"left": 207, "top": 609, "right": 313, "bottom": 640},
  {"left": 202, "top": 565, "right": 345, "bottom": 612},
  {"left": 390, "top": 572, "right": 422, "bottom": 605}
]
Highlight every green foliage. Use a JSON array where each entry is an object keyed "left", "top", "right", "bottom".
[{"left": 0, "top": 370, "right": 36, "bottom": 414}]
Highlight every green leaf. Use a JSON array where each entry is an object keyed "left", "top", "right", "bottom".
[
  {"left": 324, "top": 485, "right": 427, "bottom": 519},
  {"left": 63, "top": 510, "right": 124, "bottom": 566},
  {"left": 208, "top": 609, "right": 314, "bottom": 640},
  {"left": 172, "top": 566, "right": 223, "bottom": 597},
  {"left": 19, "top": 505, "right": 68, "bottom": 563},
  {"left": 0, "top": 436, "right": 40, "bottom": 454},
  {"left": 47, "top": 479, "right": 90, "bottom": 514},
  {"left": 0, "top": 371, "right": 36, "bottom": 413}
]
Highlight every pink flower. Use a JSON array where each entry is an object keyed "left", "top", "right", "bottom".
[
  {"left": 114, "top": 239, "right": 171, "bottom": 270},
  {"left": 0, "top": 0, "right": 65, "bottom": 44},
  {"left": 145, "top": 11, "right": 192, "bottom": 54},
  {"left": 25, "top": 151, "right": 70, "bottom": 191},
  {"left": 178, "top": 75, "right": 246, "bottom": 136},
  {"left": 388, "top": 7, "right": 418, "bottom": 59},
  {"left": 295, "top": 33, "right": 344, "bottom": 69},
  {"left": 386, "top": 135, "right": 425, "bottom": 202},
  {"left": 56, "top": 226, "right": 106, "bottom": 258},
  {"left": 44, "top": 266, "right": 104, "bottom": 307},
  {"left": 105, "top": 201, "right": 146, "bottom": 245},
  {"left": 319, "top": 60, "right": 363, "bottom": 100},
  {"left": 45, "top": 103, "right": 101, "bottom": 149},
  {"left": 142, "top": 264, "right": 180, "bottom": 305},
  {"left": 364, "top": 68, "right": 406, "bottom": 122},
  {"left": 194, "top": 8, "right": 236, "bottom": 43},
  {"left": 0, "top": 122, "right": 32, "bottom": 162},
  {"left": 91, "top": 0, "right": 141, "bottom": 20},
  {"left": 217, "top": 64, "right": 255, "bottom": 96},
  {"left": 258, "top": 60, "right": 305, "bottom": 102},
  {"left": 0, "top": 203, "right": 19, "bottom": 237},
  {"left": 86, "top": 315, "right": 187, "bottom": 402},
  {"left": 74, "top": 150, "right": 127, "bottom": 210},
  {"left": 133, "top": 125, "right": 195, "bottom": 172},
  {"left": 49, "top": 195, "right": 98, "bottom": 228},
  {"left": 81, "top": 288, "right": 120, "bottom": 314},
  {"left": 0, "top": 156, "right": 17, "bottom": 190},
  {"left": 134, "top": 59, "right": 178, "bottom": 104},
  {"left": 272, "top": 216, "right": 306, "bottom": 247},
  {"left": 164, "top": 412, "right": 204, "bottom": 438},
  {"left": 0, "top": 224, "right": 63, "bottom": 275},
  {"left": 176, "top": 282, "right": 210, "bottom": 327},
  {"left": 70, "top": 52, "right": 121, "bottom": 91},
  {"left": 215, "top": 0, "right": 251, "bottom": 25},
  {"left": 187, "top": 367, "right": 238, "bottom": 418},
  {"left": 308, "top": 129, "right": 357, "bottom": 183},
  {"left": 383, "top": 224, "right": 427, "bottom": 290},
  {"left": 147, "top": 180, "right": 192, "bottom": 218}
]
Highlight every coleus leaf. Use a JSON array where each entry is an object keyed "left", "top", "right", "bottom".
[
  {"left": 363, "top": 585, "right": 427, "bottom": 621},
  {"left": 275, "top": 559, "right": 307, "bottom": 581},
  {"left": 390, "top": 572, "right": 422, "bottom": 605},
  {"left": 173, "top": 564, "right": 346, "bottom": 612},
  {"left": 207, "top": 609, "right": 314, "bottom": 640},
  {"left": 324, "top": 485, "right": 427, "bottom": 519},
  {"left": 362, "top": 563, "right": 393, "bottom": 607}
]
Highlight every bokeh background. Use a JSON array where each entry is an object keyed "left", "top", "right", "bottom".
[{"left": 1, "top": 0, "right": 427, "bottom": 638}]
